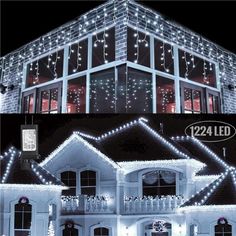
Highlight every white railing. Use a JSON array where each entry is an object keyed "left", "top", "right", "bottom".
[
  {"left": 124, "top": 195, "right": 184, "bottom": 214},
  {"left": 61, "top": 195, "right": 114, "bottom": 214}
]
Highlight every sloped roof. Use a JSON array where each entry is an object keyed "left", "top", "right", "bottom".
[
  {"left": 171, "top": 136, "right": 227, "bottom": 175},
  {"left": 79, "top": 118, "right": 193, "bottom": 162},
  {"left": 182, "top": 170, "right": 236, "bottom": 207},
  {"left": 0, "top": 147, "right": 64, "bottom": 186}
]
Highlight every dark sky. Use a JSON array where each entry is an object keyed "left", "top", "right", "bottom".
[
  {"left": 1, "top": 0, "right": 236, "bottom": 56},
  {"left": 1, "top": 114, "right": 236, "bottom": 167}
]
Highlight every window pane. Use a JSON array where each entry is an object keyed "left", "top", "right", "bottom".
[
  {"left": 63, "top": 228, "right": 78, "bottom": 236},
  {"left": 14, "top": 212, "right": 22, "bottom": 228},
  {"left": 92, "top": 28, "right": 115, "bottom": 67},
  {"left": 184, "top": 88, "right": 192, "bottom": 113},
  {"left": 127, "top": 28, "right": 150, "bottom": 67},
  {"left": 156, "top": 76, "right": 175, "bottom": 113},
  {"left": 155, "top": 39, "right": 174, "bottom": 74},
  {"left": 127, "top": 68, "right": 152, "bottom": 113},
  {"left": 62, "top": 188, "right": 76, "bottom": 196},
  {"left": 81, "top": 187, "right": 96, "bottom": 196},
  {"left": 40, "top": 90, "right": 50, "bottom": 113},
  {"left": 50, "top": 88, "right": 59, "bottom": 112},
  {"left": 68, "top": 39, "right": 88, "bottom": 75},
  {"left": 23, "top": 94, "right": 34, "bottom": 113},
  {"left": 193, "top": 90, "right": 202, "bottom": 113},
  {"left": 94, "top": 227, "right": 109, "bottom": 236},
  {"left": 67, "top": 77, "right": 86, "bottom": 113},
  {"left": 26, "top": 50, "right": 64, "bottom": 88},
  {"left": 90, "top": 69, "right": 116, "bottom": 113},
  {"left": 179, "top": 50, "right": 216, "bottom": 87}
]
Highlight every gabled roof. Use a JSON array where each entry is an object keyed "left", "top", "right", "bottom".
[
  {"left": 181, "top": 169, "right": 236, "bottom": 207},
  {"left": 39, "top": 133, "right": 119, "bottom": 169},
  {"left": 171, "top": 136, "right": 228, "bottom": 175},
  {"left": 78, "top": 118, "right": 193, "bottom": 162},
  {"left": 0, "top": 147, "right": 64, "bottom": 187}
]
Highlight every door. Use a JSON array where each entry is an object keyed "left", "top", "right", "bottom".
[
  {"left": 180, "top": 82, "right": 205, "bottom": 114},
  {"left": 37, "top": 83, "right": 62, "bottom": 114}
]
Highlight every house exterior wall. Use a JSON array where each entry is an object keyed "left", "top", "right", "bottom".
[
  {"left": 0, "top": 0, "right": 235, "bottom": 113},
  {"left": 0, "top": 188, "right": 61, "bottom": 236}
]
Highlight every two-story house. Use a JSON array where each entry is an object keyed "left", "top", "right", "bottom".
[{"left": 1, "top": 117, "right": 236, "bottom": 236}]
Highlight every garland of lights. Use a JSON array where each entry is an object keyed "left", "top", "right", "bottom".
[{"left": 0, "top": 0, "right": 235, "bottom": 93}]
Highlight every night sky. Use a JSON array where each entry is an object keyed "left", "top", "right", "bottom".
[
  {"left": 1, "top": 0, "right": 236, "bottom": 56},
  {"left": 1, "top": 114, "right": 236, "bottom": 167}
]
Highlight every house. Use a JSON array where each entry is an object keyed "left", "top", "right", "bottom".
[
  {"left": 0, "top": 0, "right": 236, "bottom": 114},
  {"left": 1, "top": 117, "right": 236, "bottom": 235}
]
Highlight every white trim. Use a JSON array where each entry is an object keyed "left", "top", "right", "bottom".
[{"left": 0, "top": 184, "right": 66, "bottom": 191}]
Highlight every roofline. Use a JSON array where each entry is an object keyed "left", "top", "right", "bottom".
[
  {"left": 39, "top": 133, "right": 120, "bottom": 169},
  {"left": 0, "top": 184, "right": 67, "bottom": 191},
  {"left": 178, "top": 204, "right": 236, "bottom": 212}
]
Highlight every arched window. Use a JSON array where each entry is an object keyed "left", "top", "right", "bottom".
[
  {"left": 94, "top": 227, "right": 109, "bottom": 236},
  {"left": 215, "top": 218, "right": 232, "bottom": 236},
  {"left": 80, "top": 170, "right": 96, "bottom": 196},
  {"left": 14, "top": 197, "right": 32, "bottom": 236},
  {"left": 62, "top": 221, "right": 78, "bottom": 236},
  {"left": 142, "top": 170, "right": 176, "bottom": 197},
  {"left": 61, "top": 171, "right": 76, "bottom": 196}
]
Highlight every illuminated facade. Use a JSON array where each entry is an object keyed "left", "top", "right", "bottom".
[
  {"left": 1, "top": 118, "right": 236, "bottom": 236},
  {"left": 0, "top": 0, "right": 236, "bottom": 113}
]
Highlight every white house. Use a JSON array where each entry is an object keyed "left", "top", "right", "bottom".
[{"left": 1, "top": 117, "right": 236, "bottom": 236}]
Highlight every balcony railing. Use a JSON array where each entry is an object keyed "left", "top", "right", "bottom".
[
  {"left": 61, "top": 195, "right": 115, "bottom": 214},
  {"left": 123, "top": 195, "right": 184, "bottom": 214}
]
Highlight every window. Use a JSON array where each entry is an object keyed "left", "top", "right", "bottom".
[
  {"left": 26, "top": 50, "right": 64, "bottom": 88},
  {"left": 155, "top": 39, "right": 174, "bottom": 75},
  {"left": 63, "top": 221, "right": 78, "bottom": 236},
  {"left": 206, "top": 89, "right": 220, "bottom": 114},
  {"left": 90, "top": 68, "right": 116, "bottom": 113},
  {"left": 68, "top": 39, "right": 88, "bottom": 75},
  {"left": 142, "top": 170, "right": 176, "bottom": 197},
  {"left": 94, "top": 227, "right": 109, "bottom": 236},
  {"left": 179, "top": 49, "right": 216, "bottom": 88},
  {"left": 127, "top": 28, "right": 150, "bottom": 67},
  {"left": 67, "top": 77, "right": 86, "bottom": 113},
  {"left": 38, "top": 83, "right": 62, "bottom": 114},
  {"left": 156, "top": 76, "right": 175, "bottom": 113},
  {"left": 22, "top": 90, "right": 36, "bottom": 113},
  {"left": 127, "top": 68, "right": 153, "bottom": 113},
  {"left": 61, "top": 171, "right": 76, "bottom": 196},
  {"left": 215, "top": 218, "right": 232, "bottom": 236},
  {"left": 14, "top": 197, "right": 32, "bottom": 236},
  {"left": 92, "top": 28, "right": 115, "bottom": 67},
  {"left": 80, "top": 170, "right": 96, "bottom": 196}
]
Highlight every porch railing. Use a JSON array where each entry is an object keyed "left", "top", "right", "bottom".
[
  {"left": 61, "top": 195, "right": 115, "bottom": 214},
  {"left": 123, "top": 195, "right": 184, "bottom": 214}
]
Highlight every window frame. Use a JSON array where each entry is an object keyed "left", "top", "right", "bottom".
[
  {"left": 60, "top": 170, "right": 77, "bottom": 196},
  {"left": 21, "top": 23, "right": 221, "bottom": 114},
  {"left": 10, "top": 199, "right": 35, "bottom": 236},
  {"left": 138, "top": 168, "right": 180, "bottom": 197},
  {"left": 78, "top": 167, "right": 100, "bottom": 196},
  {"left": 126, "top": 23, "right": 221, "bottom": 114}
]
